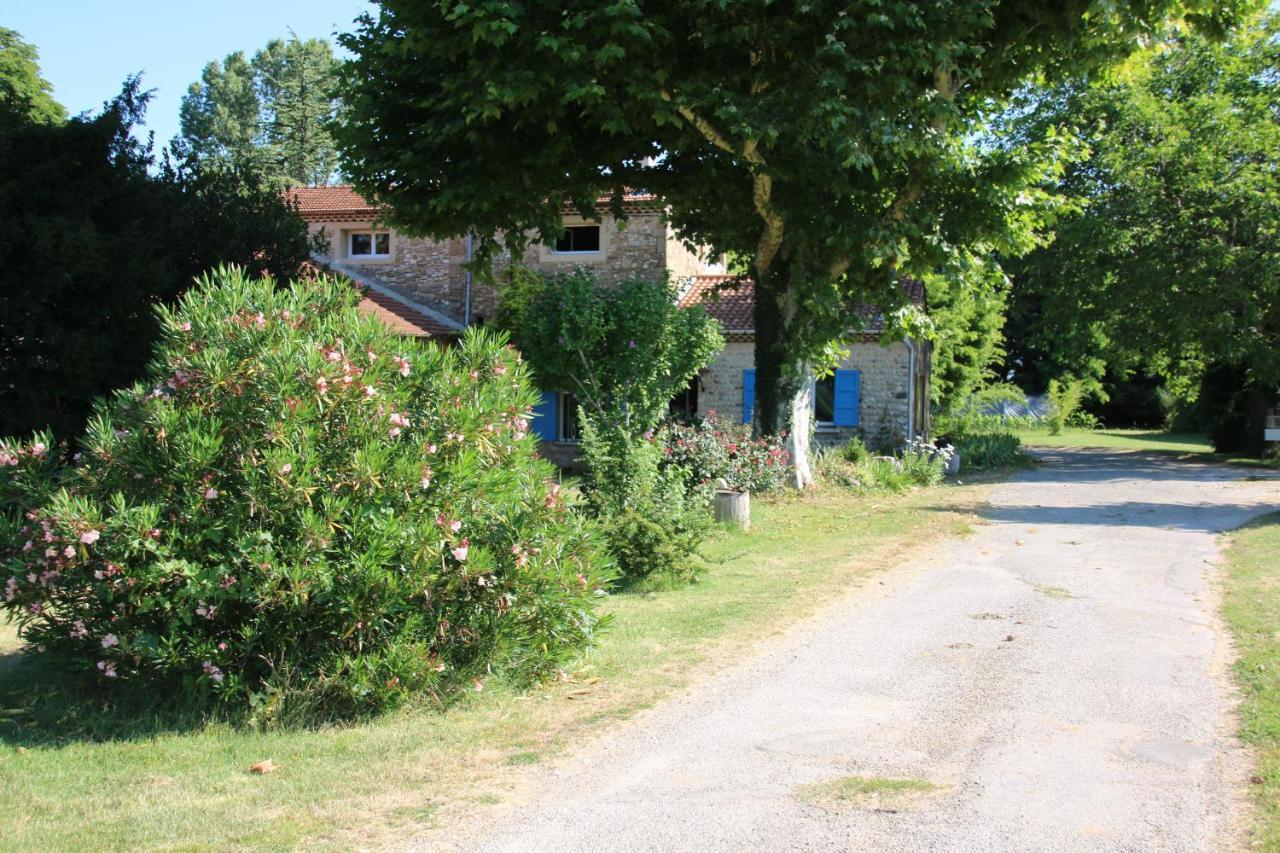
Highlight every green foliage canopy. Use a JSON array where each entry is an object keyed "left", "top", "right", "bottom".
[
  {"left": 497, "top": 268, "right": 724, "bottom": 433},
  {"left": 0, "top": 28, "right": 64, "bottom": 125},
  {"left": 333, "top": 0, "right": 1242, "bottom": 463},
  {"left": 1001, "top": 14, "right": 1280, "bottom": 452},
  {"left": 0, "top": 80, "right": 313, "bottom": 440},
  {"left": 179, "top": 37, "right": 340, "bottom": 185}
]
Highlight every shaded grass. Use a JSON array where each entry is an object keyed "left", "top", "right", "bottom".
[
  {"left": 1221, "top": 513, "right": 1280, "bottom": 850},
  {"left": 0, "top": 481, "right": 984, "bottom": 850},
  {"left": 797, "top": 774, "right": 942, "bottom": 809}
]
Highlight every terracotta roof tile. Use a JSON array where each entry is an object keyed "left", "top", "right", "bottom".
[
  {"left": 286, "top": 185, "right": 659, "bottom": 221},
  {"left": 299, "top": 261, "right": 459, "bottom": 338},
  {"left": 678, "top": 275, "right": 926, "bottom": 336}
]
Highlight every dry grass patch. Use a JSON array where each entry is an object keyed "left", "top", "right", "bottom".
[{"left": 797, "top": 775, "right": 944, "bottom": 811}]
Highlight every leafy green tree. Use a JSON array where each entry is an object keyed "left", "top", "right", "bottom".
[
  {"left": 0, "top": 28, "right": 64, "bottom": 124},
  {"left": 925, "top": 252, "right": 1012, "bottom": 413},
  {"left": 497, "top": 268, "right": 723, "bottom": 432},
  {"left": 1001, "top": 14, "right": 1280, "bottom": 453},
  {"left": 0, "top": 79, "right": 313, "bottom": 440},
  {"left": 178, "top": 37, "right": 339, "bottom": 185},
  {"left": 333, "top": 0, "right": 1241, "bottom": 485}
]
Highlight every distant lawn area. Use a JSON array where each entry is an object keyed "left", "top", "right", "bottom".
[
  {"left": 0, "top": 479, "right": 984, "bottom": 851},
  {"left": 1014, "top": 427, "right": 1213, "bottom": 454},
  {"left": 1014, "top": 427, "right": 1279, "bottom": 468},
  {"left": 1221, "top": 513, "right": 1280, "bottom": 849}
]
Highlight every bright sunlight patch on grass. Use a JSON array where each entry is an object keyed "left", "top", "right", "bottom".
[
  {"left": 0, "top": 480, "right": 984, "bottom": 850},
  {"left": 1222, "top": 513, "right": 1280, "bottom": 849},
  {"left": 1014, "top": 427, "right": 1213, "bottom": 454}
]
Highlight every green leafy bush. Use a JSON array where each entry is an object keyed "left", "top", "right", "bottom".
[
  {"left": 662, "top": 413, "right": 792, "bottom": 494},
  {"left": 951, "top": 432, "right": 1029, "bottom": 469},
  {"left": 1046, "top": 377, "right": 1088, "bottom": 435},
  {"left": 580, "top": 421, "right": 708, "bottom": 586},
  {"left": 0, "top": 269, "right": 611, "bottom": 722},
  {"left": 819, "top": 443, "right": 942, "bottom": 493}
]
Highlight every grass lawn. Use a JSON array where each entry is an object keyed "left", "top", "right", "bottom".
[
  {"left": 1014, "top": 427, "right": 1279, "bottom": 468},
  {"left": 1221, "top": 513, "right": 1280, "bottom": 850},
  {"left": 0, "top": 480, "right": 985, "bottom": 851}
]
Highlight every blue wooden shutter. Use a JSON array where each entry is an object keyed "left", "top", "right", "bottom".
[
  {"left": 532, "top": 390, "right": 559, "bottom": 440},
  {"left": 833, "top": 370, "right": 860, "bottom": 427},
  {"left": 742, "top": 369, "right": 756, "bottom": 424}
]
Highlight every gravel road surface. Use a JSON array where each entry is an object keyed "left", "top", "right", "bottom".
[{"left": 426, "top": 449, "right": 1280, "bottom": 852}]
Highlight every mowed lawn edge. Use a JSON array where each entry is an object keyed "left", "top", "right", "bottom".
[
  {"left": 1014, "top": 427, "right": 1279, "bottom": 469},
  {"left": 0, "top": 481, "right": 985, "bottom": 851},
  {"left": 1221, "top": 512, "right": 1280, "bottom": 850}
]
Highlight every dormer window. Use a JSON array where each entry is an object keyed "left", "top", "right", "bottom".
[
  {"left": 553, "top": 225, "right": 601, "bottom": 254},
  {"left": 349, "top": 231, "right": 391, "bottom": 258}
]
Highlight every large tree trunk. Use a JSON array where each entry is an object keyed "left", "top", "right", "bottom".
[{"left": 753, "top": 260, "right": 815, "bottom": 488}]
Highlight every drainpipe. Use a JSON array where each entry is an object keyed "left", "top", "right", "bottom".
[
  {"left": 905, "top": 339, "right": 917, "bottom": 442},
  {"left": 463, "top": 232, "right": 474, "bottom": 326}
]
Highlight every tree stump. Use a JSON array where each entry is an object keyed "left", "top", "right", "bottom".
[{"left": 714, "top": 489, "right": 750, "bottom": 531}]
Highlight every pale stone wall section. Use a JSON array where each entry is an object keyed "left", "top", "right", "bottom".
[{"left": 696, "top": 339, "right": 914, "bottom": 447}]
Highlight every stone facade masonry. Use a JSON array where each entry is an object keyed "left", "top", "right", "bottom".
[
  {"left": 309, "top": 211, "right": 722, "bottom": 327},
  {"left": 698, "top": 339, "right": 915, "bottom": 448}
]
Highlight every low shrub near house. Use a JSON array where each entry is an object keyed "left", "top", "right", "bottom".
[
  {"left": 819, "top": 440, "right": 944, "bottom": 493},
  {"left": 580, "top": 422, "right": 709, "bottom": 586},
  {"left": 0, "top": 268, "right": 611, "bottom": 723},
  {"left": 949, "top": 431, "right": 1030, "bottom": 469},
  {"left": 663, "top": 413, "right": 792, "bottom": 494}
]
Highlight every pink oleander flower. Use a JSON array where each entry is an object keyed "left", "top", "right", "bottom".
[
  {"left": 452, "top": 538, "right": 470, "bottom": 562},
  {"left": 97, "top": 660, "right": 117, "bottom": 678},
  {"left": 394, "top": 356, "right": 411, "bottom": 377},
  {"left": 62, "top": 545, "right": 75, "bottom": 559},
  {"left": 388, "top": 412, "right": 410, "bottom": 428},
  {"left": 202, "top": 661, "right": 224, "bottom": 683},
  {"left": 80, "top": 529, "right": 100, "bottom": 545},
  {"left": 493, "top": 364, "right": 508, "bottom": 376},
  {"left": 180, "top": 321, "right": 192, "bottom": 332},
  {"left": 315, "top": 376, "right": 329, "bottom": 394},
  {"left": 426, "top": 443, "right": 437, "bottom": 454},
  {"left": 254, "top": 312, "right": 266, "bottom": 330},
  {"left": 363, "top": 384, "right": 378, "bottom": 397},
  {"left": 3, "top": 577, "right": 17, "bottom": 601},
  {"left": 204, "top": 487, "right": 219, "bottom": 500},
  {"left": 280, "top": 463, "right": 292, "bottom": 474},
  {"left": 0, "top": 451, "right": 18, "bottom": 466},
  {"left": 29, "top": 442, "right": 47, "bottom": 459},
  {"left": 388, "top": 427, "right": 402, "bottom": 438},
  {"left": 366, "top": 348, "right": 378, "bottom": 362},
  {"left": 101, "top": 633, "right": 119, "bottom": 648},
  {"left": 70, "top": 619, "right": 88, "bottom": 639},
  {"left": 22, "top": 540, "right": 32, "bottom": 552},
  {"left": 326, "top": 349, "right": 342, "bottom": 362}
]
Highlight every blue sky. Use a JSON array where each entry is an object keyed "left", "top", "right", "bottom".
[{"left": 5, "top": 0, "right": 373, "bottom": 147}]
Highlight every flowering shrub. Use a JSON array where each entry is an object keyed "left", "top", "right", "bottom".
[
  {"left": 663, "top": 412, "right": 792, "bottom": 494},
  {"left": 0, "top": 268, "right": 611, "bottom": 722}
]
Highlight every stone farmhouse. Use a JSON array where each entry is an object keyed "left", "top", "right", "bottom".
[{"left": 290, "top": 186, "right": 931, "bottom": 459}]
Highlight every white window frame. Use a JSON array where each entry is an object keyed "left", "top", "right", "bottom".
[
  {"left": 348, "top": 230, "right": 392, "bottom": 259},
  {"left": 549, "top": 225, "right": 602, "bottom": 255}
]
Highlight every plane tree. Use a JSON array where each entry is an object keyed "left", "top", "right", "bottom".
[{"left": 334, "top": 0, "right": 1247, "bottom": 484}]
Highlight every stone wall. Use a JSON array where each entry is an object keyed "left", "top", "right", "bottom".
[
  {"left": 309, "top": 220, "right": 473, "bottom": 322},
  {"left": 695, "top": 338, "right": 916, "bottom": 446}
]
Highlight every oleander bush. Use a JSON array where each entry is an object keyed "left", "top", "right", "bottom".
[
  {"left": 0, "top": 268, "right": 612, "bottom": 723},
  {"left": 662, "top": 413, "right": 792, "bottom": 495}
]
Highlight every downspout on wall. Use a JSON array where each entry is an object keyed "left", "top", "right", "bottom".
[
  {"left": 463, "top": 232, "right": 474, "bottom": 326},
  {"left": 906, "top": 339, "right": 917, "bottom": 442}
]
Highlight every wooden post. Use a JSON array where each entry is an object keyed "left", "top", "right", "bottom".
[{"left": 714, "top": 489, "right": 750, "bottom": 531}]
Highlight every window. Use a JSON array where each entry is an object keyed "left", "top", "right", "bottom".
[
  {"left": 814, "top": 375, "right": 836, "bottom": 424},
  {"left": 553, "top": 225, "right": 601, "bottom": 253},
  {"left": 558, "top": 393, "right": 581, "bottom": 442},
  {"left": 349, "top": 231, "right": 391, "bottom": 258}
]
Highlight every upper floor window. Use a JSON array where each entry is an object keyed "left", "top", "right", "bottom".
[
  {"left": 349, "top": 231, "right": 391, "bottom": 258},
  {"left": 553, "top": 225, "right": 601, "bottom": 254}
]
